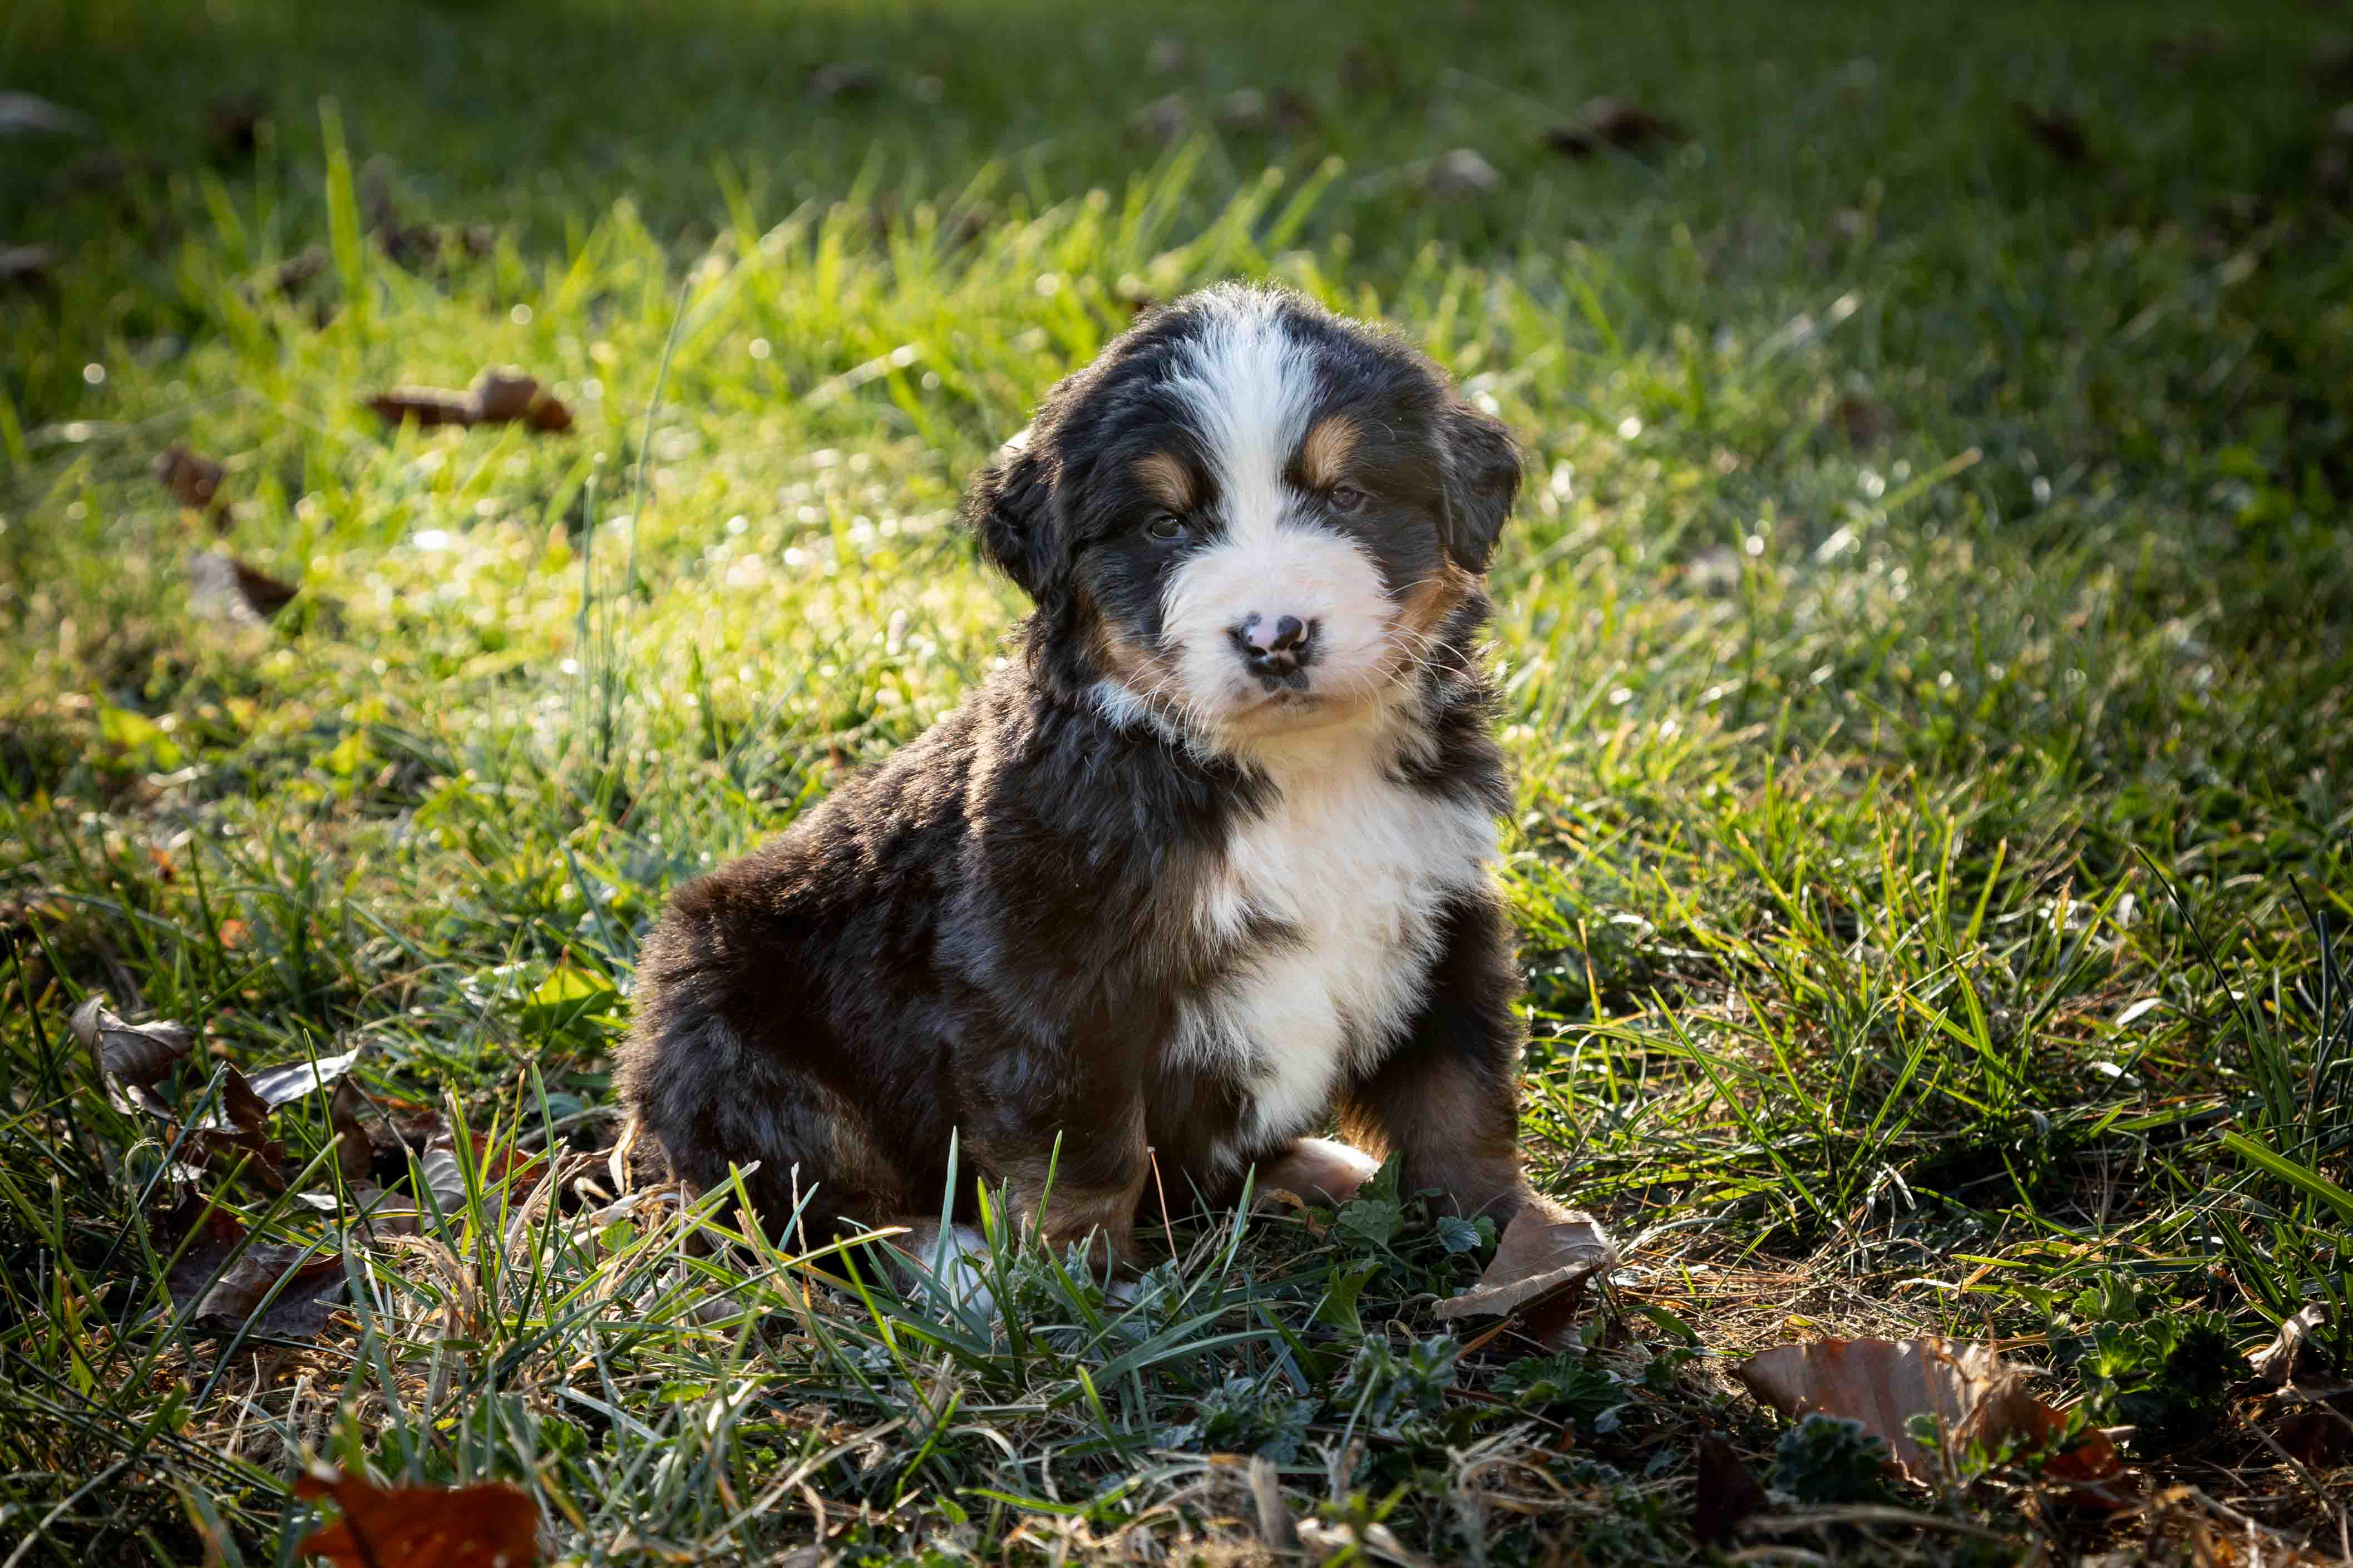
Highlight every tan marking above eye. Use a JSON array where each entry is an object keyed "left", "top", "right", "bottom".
[
  {"left": 1135, "top": 451, "right": 1196, "bottom": 511},
  {"left": 1298, "top": 413, "right": 1360, "bottom": 491}
]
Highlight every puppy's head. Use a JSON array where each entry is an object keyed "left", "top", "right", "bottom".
[{"left": 964, "top": 284, "right": 1519, "bottom": 746}]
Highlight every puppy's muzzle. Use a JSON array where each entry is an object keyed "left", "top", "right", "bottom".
[{"left": 1228, "top": 612, "right": 1319, "bottom": 691}]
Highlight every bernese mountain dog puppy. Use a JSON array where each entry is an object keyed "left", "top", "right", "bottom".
[{"left": 621, "top": 282, "right": 1531, "bottom": 1282}]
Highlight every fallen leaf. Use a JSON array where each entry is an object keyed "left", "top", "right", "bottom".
[
  {"left": 297, "top": 1466, "right": 540, "bottom": 1568},
  {"left": 1691, "top": 1432, "right": 1769, "bottom": 1545},
  {"left": 70, "top": 994, "right": 193, "bottom": 1113},
  {"left": 1545, "top": 98, "right": 1683, "bottom": 159},
  {"left": 0, "top": 91, "right": 92, "bottom": 137},
  {"left": 188, "top": 550, "right": 298, "bottom": 622},
  {"left": 189, "top": 1239, "right": 344, "bottom": 1337},
  {"left": 807, "top": 62, "right": 884, "bottom": 102},
  {"left": 268, "top": 246, "right": 328, "bottom": 298},
  {"left": 206, "top": 95, "right": 264, "bottom": 162},
  {"left": 1131, "top": 93, "right": 1191, "bottom": 145},
  {"left": 1215, "top": 88, "right": 1269, "bottom": 131},
  {"left": 367, "top": 388, "right": 479, "bottom": 429},
  {"left": 2250, "top": 1303, "right": 2332, "bottom": 1386},
  {"left": 155, "top": 444, "right": 226, "bottom": 512},
  {"left": 329, "top": 1079, "right": 378, "bottom": 1184},
  {"left": 1, "top": 244, "right": 53, "bottom": 289},
  {"left": 1433, "top": 1197, "right": 1616, "bottom": 1344},
  {"left": 366, "top": 368, "right": 571, "bottom": 435},
  {"left": 188, "top": 1062, "right": 287, "bottom": 1185},
  {"left": 244, "top": 1047, "right": 364, "bottom": 1110},
  {"left": 1427, "top": 147, "right": 1501, "bottom": 199},
  {"left": 1733, "top": 1337, "right": 2124, "bottom": 1492},
  {"left": 1830, "top": 394, "right": 1887, "bottom": 448},
  {"left": 2014, "top": 103, "right": 2091, "bottom": 165}
]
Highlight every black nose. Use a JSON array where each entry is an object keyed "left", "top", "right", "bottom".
[{"left": 1229, "top": 613, "right": 1318, "bottom": 684}]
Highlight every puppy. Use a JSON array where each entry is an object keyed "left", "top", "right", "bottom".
[{"left": 620, "top": 283, "right": 1532, "bottom": 1276}]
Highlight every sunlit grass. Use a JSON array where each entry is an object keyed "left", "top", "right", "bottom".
[{"left": 4, "top": 0, "right": 2352, "bottom": 1561}]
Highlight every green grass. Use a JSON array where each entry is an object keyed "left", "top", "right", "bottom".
[{"left": 5, "top": 0, "right": 2353, "bottom": 1561}]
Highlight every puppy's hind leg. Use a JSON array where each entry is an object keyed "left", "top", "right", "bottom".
[{"left": 1252, "top": 1136, "right": 1383, "bottom": 1206}]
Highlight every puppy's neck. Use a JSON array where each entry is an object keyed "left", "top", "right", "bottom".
[{"left": 1087, "top": 676, "right": 1425, "bottom": 783}]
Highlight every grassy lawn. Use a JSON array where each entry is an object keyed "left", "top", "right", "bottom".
[{"left": 6, "top": 0, "right": 2353, "bottom": 1560}]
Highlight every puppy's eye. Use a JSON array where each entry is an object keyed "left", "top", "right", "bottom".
[
  {"left": 1327, "top": 484, "right": 1370, "bottom": 512},
  {"left": 1145, "top": 514, "right": 1189, "bottom": 542}
]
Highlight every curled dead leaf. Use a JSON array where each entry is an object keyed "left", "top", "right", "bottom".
[
  {"left": 188, "top": 550, "right": 298, "bottom": 622},
  {"left": 1433, "top": 1196, "right": 1616, "bottom": 1345},
  {"left": 1733, "top": 1337, "right": 2124, "bottom": 1496},
  {"left": 188, "top": 1062, "right": 287, "bottom": 1187},
  {"left": 1427, "top": 148, "right": 1502, "bottom": 199},
  {"left": 1131, "top": 93, "right": 1191, "bottom": 145},
  {"left": 70, "top": 994, "right": 192, "bottom": 1113},
  {"left": 1545, "top": 98, "right": 1683, "bottom": 159},
  {"left": 366, "top": 368, "right": 571, "bottom": 435},
  {"left": 329, "top": 1078, "right": 378, "bottom": 1184},
  {"left": 1691, "top": 1431, "right": 1769, "bottom": 1545},
  {"left": 243, "top": 1046, "right": 363, "bottom": 1110},
  {"left": 189, "top": 1239, "right": 344, "bottom": 1338},
  {"left": 0, "top": 91, "right": 93, "bottom": 138},
  {"left": 807, "top": 62, "right": 884, "bottom": 102},
  {"left": 155, "top": 444, "right": 226, "bottom": 513},
  {"left": 2250, "top": 1303, "right": 2331, "bottom": 1386},
  {"left": 1, "top": 244, "right": 53, "bottom": 289},
  {"left": 296, "top": 1465, "right": 540, "bottom": 1568},
  {"left": 2014, "top": 103, "right": 2092, "bottom": 165}
]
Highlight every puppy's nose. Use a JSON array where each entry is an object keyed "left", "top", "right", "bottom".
[{"left": 1228, "top": 613, "right": 1318, "bottom": 680}]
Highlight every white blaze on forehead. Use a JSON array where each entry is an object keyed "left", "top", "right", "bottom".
[
  {"left": 1155, "top": 294, "right": 1394, "bottom": 733},
  {"left": 1165, "top": 294, "right": 1320, "bottom": 535}
]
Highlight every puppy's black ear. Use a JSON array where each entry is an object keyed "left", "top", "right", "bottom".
[
  {"left": 1438, "top": 402, "right": 1521, "bottom": 573},
  {"left": 961, "top": 436, "right": 1062, "bottom": 604}
]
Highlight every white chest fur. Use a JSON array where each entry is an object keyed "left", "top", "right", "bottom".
[{"left": 1176, "top": 731, "right": 1499, "bottom": 1160}]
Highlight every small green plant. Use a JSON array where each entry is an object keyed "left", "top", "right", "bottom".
[
  {"left": 1770, "top": 1414, "right": 1892, "bottom": 1505},
  {"left": 1166, "top": 1373, "right": 1318, "bottom": 1461},
  {"left": 2061, "top": 1277, "right": 2236, "bottom": 1452}
]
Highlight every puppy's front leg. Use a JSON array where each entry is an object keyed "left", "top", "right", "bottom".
[
  {"left": 1338, "top": 896, "right": 1532, "bottom": 1227},
  {"left": 961, "top": 1042, "right": 1150, "bottom": 1274}
]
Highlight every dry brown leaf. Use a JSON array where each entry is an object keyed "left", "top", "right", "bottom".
[
  {"left": 329, "top": 1079, "right": 378, "bottom": 1184},
  {"left": 468, "top": 369, "right": 571, "bottom": 432},
  {"left": 190, "top": 1239, "right": 344, "bottom": 1337},
  {"left": 366, "top": 369, "right": 570, "bottom": 435},
  {"left": 70, "top": 994, "right": 192, "bottom": 1114},
  {"left": 297, "top": 1466, "right": 539, "bottom": 1568},
  {"left": 244, "top": 1046, "right": 363, "bottom": 1110},
  {"left": 1733, "top": 1337, "right": 2124, "bottom": 1492},
  {"left": 807, "top": 62, "right": 884, "bottom": 102},
  {"left": 189, "top": 1062, "right": 287, "bottom": 1186},
  {"left": 2250, "top": 1303, "right": 2331, "bottom": 1385},
  {"left": 1545, "top": 98, "right": 1683, "bottom": 159},
  {"left": 1690, "top": 1431, "right": 1769, "bottom": 1545},
  {"left": 206, "top": 95, "right": 263, "bottom": 162},
  {"left": 1830, "top": 394, "right": 1888, "bottom": 449},
  {"left": 1131, "top": 94, "right": 1191, "bottom": 145},
  {"left": 2014, "top": 103, "right": 2092, "bottom": 165},
  {"left": 367, "top": 387, "right": 480, "bottom": 429},
  {"left": 1432, "top": 1196, "right": 1616, "bottom": 1344},
  {"left": 1, "top": 244, "right": 53, "bottom": 289},
  {"left": 1427, "top": 148, "right": 1502, "bottom": 199},
  {"left": 188, "top": 550, "right": 298, "bottom": 622},
  {"left": 0, "top": 91, "right": 92, "bottom": 137}
]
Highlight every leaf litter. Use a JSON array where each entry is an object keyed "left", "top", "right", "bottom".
[
  {"left": 367, "top": 367, "right": 573, "bottom": 434},
  {"left": 1733, "top": 1335, "right": 2126, "bottom": 1497},
  {"left": 296, "top": 1463, "right": 541, "bottom": 1568}
]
